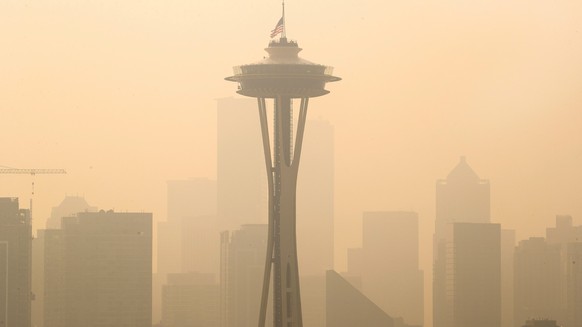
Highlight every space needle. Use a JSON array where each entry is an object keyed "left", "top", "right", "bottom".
[{"left": 225, "top": 2, "right": 340, "bottom": 327}]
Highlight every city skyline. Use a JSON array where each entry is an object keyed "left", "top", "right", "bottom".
[{"left": 1, "top": 1, "right": 582, "bottom": 327}]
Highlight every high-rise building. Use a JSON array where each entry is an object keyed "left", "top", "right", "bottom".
[
  {"left": 45, "top": 196, "right": 97, "bottom": 229},
  {"left": 514, "top": 237, "right": 562, "bottom": 327},
  {"left": 297, "top": 118, "right": 335, "bottom": 276},
  {"left": 546, "top": 215, "right": 582, "bottom": 244},
  {"left": 216, "top": 97, "right": 266, "bottom": 231},
  {"left": 361, "top": 211, "right": 423, "bottom": 326},
  {"left": 220, "top": 225, "right": 268, "bottom": 327},
  {"left": 43, "top": 229, "right": 65, "bottom": 327},
  {"left": 433, "top": 157, "right": 490, "bottom": 327},
  {"left": 445, "top": 222, "right": 501, "bottom": 327},
  {"left": 156, "top": 179, "right": 218, "bottom": 323},
  {"left": 32, "top": 230, "right": 46, "bottom": 327},
  {"left": 162, "top": 272, "right": 219, "bottom": 327},
  {"left": 44, "top": 210, "right": 152, "bottom": 327},
  {"left": 158, "top": 178, "right": 218, "bottom": 277},
  {"left": 501, "top": 229, "right": 516, "bottom": 327},
  {"left": 564, "top": 242, "right": 582, "bottom": 327},
  {"left": 0, "top": 198, "right": 32, "bottom": 327}
]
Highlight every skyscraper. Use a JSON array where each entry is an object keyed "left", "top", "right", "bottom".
[
  {"left": 361, "top": 211, "right": 424, "bottom": 326},
  {"left": 216, "top": 97, "right": 266, "bottom": 231},
  {"left": 156, "top": 179, "right": 218, "bottom": 323},
  {"left": 433, "top": 157, "right": 490, "bottom": 327},
  {"left": 45, "top": 195, "right": 97, "bottom": 229},
  {"left": 44, "top": 210, "right": 152, "bottom": 327},
  {"left": 0, "top": 198, "right": 32, "bottom": 327},
  {"left": 564, "top": 242, "right": 582, "bottom": 327},
  {"left": 445, "top": 222, "right": 501, "bottom": 327},
  {"left": 158, "top": 178, "right": 218, "bottom": 276},
  {"left": 297, "top": 118, "right": 335, "bottom": 276},
  {"left": 162, "top": 272, "right": 219, "bottom": 327},
  {"left": 220, "top": 225, "right": 268, "bottom": 327},
  {"left": 514, "top": 237, "right": 562, "bottom": 326}
]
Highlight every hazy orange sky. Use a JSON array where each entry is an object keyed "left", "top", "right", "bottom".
[{"left": 1, "top": 0, "right": 582, "bottom": 324}]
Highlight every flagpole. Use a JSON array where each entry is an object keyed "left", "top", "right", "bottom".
[{"left": 282, "top": 0, "right": 286, "bottom": 39}]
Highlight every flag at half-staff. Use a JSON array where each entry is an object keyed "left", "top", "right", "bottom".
[{"left": 270, "top": 17, "right": 284, "bottom": 38}]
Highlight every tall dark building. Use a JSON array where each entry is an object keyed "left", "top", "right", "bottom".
[
  {"left": 0, "top": 198, "right": 32, "bottom": 327},
  {"left": 44, "top": 211, "right": 152, "bottom": 327},
  {"left": 445, "top": 223, "right": 501, "bottom": 327},
  {"left": 514, "top": 237, "right": 562, "bottom": 326},
  {"left": 433, "top": 157, "right": 490, "bottom": 327},
  {"left": 225, "top": 8, "right": 340, "bottom": 326}
]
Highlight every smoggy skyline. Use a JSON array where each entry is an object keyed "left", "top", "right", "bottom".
[{"left": 1, "top": 2, "right": 582, "bottom": 325}]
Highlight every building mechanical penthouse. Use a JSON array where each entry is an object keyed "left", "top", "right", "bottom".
[{"left": 225, "top": 8, "right": 340, "bottom": 327}]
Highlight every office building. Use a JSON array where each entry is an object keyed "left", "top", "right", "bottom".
[
  {"left": 297, "top": 118, "right": 335, "bottom": 276},
  {"left": 45, "top": 196, "right": 96, "bottom": 229},
  {"left": 220, "top": 225, "right": 267, "bottom": 327},
  {"left": 564, "top": 242, "right": 582, "bottom": 327},
  {"left": 43, "top": 229, "right": 65, "bottom": 327},
  {"left": 514, "top": 237, "right": 562, "bottom": 326},
  {"left": 444, "top": 223, "right": 501, "bottom": 327},
  {"left": 0, "top": 198, "right": 32, "bottom": 327},
  {"left": 162, "top": 272, "right": 219, "bottom": 327},
  {"left": 501, "top": 229, "right": 516, "bottom": 327},
  {"left": 433, "top": 157, "right": 490, "bottom": 327},
  {"left": 156, "top": 179, "right": 218, "bottom": 323},
  {"left": 44, "top": 210, "right": 152, "bottom": 327},
  {"left": 217, "top": 98, "right": 266, "bottom": 231}
]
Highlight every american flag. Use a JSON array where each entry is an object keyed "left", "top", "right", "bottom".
[{"left": 270, "top": 17, "right": 284, "bottom": 38}]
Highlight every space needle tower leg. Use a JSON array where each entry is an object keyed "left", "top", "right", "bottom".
[{"left": 257, "top": 97, "right": 308, "bottom": 327}]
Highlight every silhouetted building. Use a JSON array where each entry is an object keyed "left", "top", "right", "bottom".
[
  {"left": 326, "top": 270, "right": 416, "bottom": 327},
  {"left": 158, "top": 178, "right": 218, "bottom": 277},
  {"left": 44, "top": 210, "right": 152, "bottom": 327},
  {"left": 297, "top": 118, "right": 335, "bottom": 276},
  {"left": 445, "top": 222, "right": 501, "bottom": 327},
  {"left": 343, "top": 247, "right": 364, "bottom": 290},
  {"left": 514, "top": 237, "right": 562, "bottom": 327},
  {"left": 0, "top": 198, "right": 32, "bottom": 327},
  {"left": 546, "top": 215, "right": 582, "bottom": 244},
  {"left": 433, "top": 157, "right": 490, "bottom": 327},
  {"left": 564, "top": 242, "right": 582, "bottom": 327},
  {"left": 522, "top": 319, "right": 560, "bottom": 327},
  {"left": 301, "top": 275, "right": 326, "bottom": 327},
  {"left": 217, "top": 98, "right": 266, "bottom": 231},
  {"left": 45, "top": 196, "right": 96, "bottom": 229},
  {"left": 361, "top": 211, "right": 424, "bottom": 326},
  {"left": 502, "top": 229, "right": 516, "bottom": 327},
  {"left": 220, "top": 225, "right": 267, "bottom": 327},
  {"left": 32, "top": 230, "right": 46, "bottom": 327},
  {"left": 162, "top": 272, "right": 219, "bottom": 327},
  {"left": 156, "top": 178, "right": 218, "bottom": 323},
  {"left": 43, "top": 229, "right": 65, "bottom": 327}
]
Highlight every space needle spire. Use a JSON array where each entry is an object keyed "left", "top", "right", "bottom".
[{"left": 226, "top": 6, "right": 340, "bottom": 327}]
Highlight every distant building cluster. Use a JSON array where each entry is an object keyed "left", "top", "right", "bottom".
[{"left": 3, "top": 98, "right": 582, "bottom": 327}]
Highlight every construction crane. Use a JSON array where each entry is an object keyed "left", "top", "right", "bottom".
[
  {"left": 0, "top": 166, "right": 67, "bottom": 219},
  {"left": 0, "top": 168, "right": 67, "bottom": 176}
]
